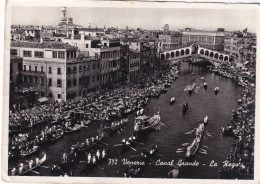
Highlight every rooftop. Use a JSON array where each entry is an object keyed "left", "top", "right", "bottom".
[{"left": 11, "top": 41, "right": 78, "bottom": 50}]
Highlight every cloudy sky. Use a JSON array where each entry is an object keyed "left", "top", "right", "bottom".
[{"left": 11, "top": 7, "right": 257, "bottom": 32}]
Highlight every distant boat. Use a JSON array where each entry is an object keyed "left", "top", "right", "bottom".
[
  {"left": 203, "top": 115, "right": 208, "bottom": 124},
  {"left": 203, "top": 83, "right": 207, "bottom": 89},
  {"left": 214, "top": 87, "right": 220, "bottom": 94},
  {"left": 170, "top": 97, "right": 175, "bottom": 104}
]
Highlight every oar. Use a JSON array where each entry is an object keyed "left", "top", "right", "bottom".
[
  {"left": 199, "top": 148, "right": 207, "bottom": 152},
  {"left": 177, "top": 148, "right": 185, "bottom": 151},
  {"left": 29, "top": 170, "right": 39, "bottom": 175},
  {"left": 198, "top": 151, "right": 207, "bottom": 155},
  {"left": 182, "top": 143, "right": 190, "bottom": 146},
  {"left": 202, "top": 145, "right": 208, "bottom": 148},
  {"left": 96, "top": 163, "right": 104, "bottom": 170},
  {"left": 203, "top": 136, "right": 206, "bottom": 139},
  {"left": 176, "top": 150, "right": 184, "bottom": 153},
  {"left": 133, "top": 141, "right": 144, "bottom": 145},
  {"left": 113, "top": 144, "right": 123, "bottom": 147},
  {"left": 83, "top": 150, "right": 89, "bottom": 157},
  {"left": 128, "top": 146, "right": 137, "bottom": 152},
  {"left": 79, "top": 161, "right": 87, "bottom": 163},
  {"left": 131, "top": 155, "right": 140, "bottom": 158},
  {"left": 195, "top": 154, "right": 202, "bottom": 159},
  {"left": 100, "top": 142, "right": 109, "bottom": 146},
  {"left": 39, "top": 166, "right": 49, "bottom": 169},
  {"left": 147, "top": 157, "right": 155, "bottom": 163}
]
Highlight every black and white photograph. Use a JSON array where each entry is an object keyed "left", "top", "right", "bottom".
[{"left": 1, "top": 0, "right": 259, "bottom": 183}]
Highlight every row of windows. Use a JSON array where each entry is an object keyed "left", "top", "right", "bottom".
[
  {"left": 40, "top": 92, "right": 62, "bottom": 99},
  {"left": 23, "top": 65, "right": 62, "bottom": 74},
  {"left": 13, "top": 49, "right": 67, "bottom": 59},
  {"left": 23, "top": 76, "right": 62, "bottom": 87},
  {"left": 67, "top": 75, "right": 100, "bottom": 87},
  {"left": 100, "top": 51, "right": 120, "bottom": 60}
]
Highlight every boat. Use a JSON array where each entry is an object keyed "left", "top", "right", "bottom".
[
  {"left": 203, "top": 115, "right": 208, "bottom": 124},
  {"left": 76, "top": 132, "right": 104, "bottom": 152},
  {"left": 124, "top": 166, "right": 141, "bottom": 178},
  {"left": 64, "top": 124, "right": 81, "bottom": 133},
  {"left": 185, "top": 123, "right": 204, "bottom": 158},
  {"left": 201, "top": 77, "right": 205, "bottom": 80},
  {"left": 203, "top": 82, "right": 207, "bottom": 89},
  {"left": 184, "top": 83, "right": 196, "bottom": 93},
  {"left": 49, "top": 129, "right": 64, "bottom": 141},
  {"left": 140, "top": 143, "right": 159, "bottom": 160},
  {"left": 182, "top": 103, "right": 189, "bottom": 112},
  {"left": 10, "top": 152, "right": 47, "bottom": 176},
  {"left": 214, "top": 87, "right": 220, "bottom": 94},
  {"left": 170, "top": 97, "right": 175, "bottom": 104},
  {"left": 168, "top": 164, "right": 180, "bottom": 178},
  {"left": 121, "top": 133, "right": 138, "bottom": 150},
  {"left": 19, "top": 146, "right": 40, "bottom": 157},
  {"left": 134, "top": 112, "right": 161, "bottom": 132}
]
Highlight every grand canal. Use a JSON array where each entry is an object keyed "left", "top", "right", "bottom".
[{"left": 10, "top": 61, "right": 243, "bottom": 178}]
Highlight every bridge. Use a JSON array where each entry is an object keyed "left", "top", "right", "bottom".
[{"left": 159, "top": 43, "right": 230, "bottom": 67}]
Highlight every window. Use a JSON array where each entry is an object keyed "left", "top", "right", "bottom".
[
  {"left": 79, "top": 65, "right": 82, "bottom": 72},
  {"left": 58, "top": 94, "right": 61, "bottom": 99},
  {"left": 92, "top": 64, "right": 95, "bottom": 70},
  {"left": 49, "top": 93, "right": 52, "bottom": 97},
  {"left": 49, "top": 67, "right": 52, "bottom": 73},
  {"left": 49, "top": 79, "right": 52, "bottom": 86},
  {"left": 23, "top": 51, "right": 32, "bottom": 57},
  {"left": 87, "top": 65, "right": 90, "bottom": 71},
  {"left": 83, "top": 65, "right": 86, "bottom": 72},
  {"left": 23, "top": 65, "right": 26, "bottom": 71},
  {"left": 57, "top": 68, "right": 61, "bottom": 74},
  {"left": 95, "top": 53, "right": 98, "bottom": 59},
  {"left": 34, "top": 77, "right": 38, "bottom": 84},
  {"left": 41, "top": 77, "right": 44, "bottom": 85},
  {"left": 57, "top": 79, "right": 62, "bottom": 87},
  {"left": 10, "top": 49, "right": 17, "bottom": 55},
  {"left": 73, "top": 79, "right": 77, "bottom": 86},
  {"left": 53, "top": 51, "right": 57, "bottom": 58},
  {"left": 35, "top": 66, "right": 37, "bottom": 72},
  {"left": 67, "top": 67, "right": 71, "bottom": 74},
  {"left": 29, "top": 65, "right": 31, "bottom": 71},
  {"left": 29, "top": 76, "right": 32, "bottom": 83},
  {"left": 41, "top": 92, "right": 44, "bottom": 97},
  {"left": 104, "top": 43, "right": 107, "bottom": 47},
  {"left": 58, "top": 51, "right": 65, "bottom": 59},
  {"left": 97, "top": 64, "right": 99, "bottom": 69},
  {"left": 41, "top": 66, "right": 44, "bottom": 72},
  {"left": 92, "top": 75, "right": 95, "bottom": 82},
  {"left": 73, "top": 66, "right": 77, "bottom": 73},
  {"left": 67, "top": 80, "right": 71, "bottom": 88},
  {"left": 35, "top": 51, "right": 44, "bottom": 58},
  {"left": 86, "top": 44, "right": 89, "bottom": 48}
]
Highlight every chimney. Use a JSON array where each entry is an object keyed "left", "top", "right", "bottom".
[
  {"left": 71, "top": 29, "right": 74, "bottom": 39},
  {"left": 81, "top": 32, "right": 85, "bottom": 41}
]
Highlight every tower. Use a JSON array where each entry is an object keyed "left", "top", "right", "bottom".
[
  {"left": 163, "top": 24, "right": 169, "bottom": 34},
  {"left": 60, "top": 7, "right": 67, "bottom": 24}
]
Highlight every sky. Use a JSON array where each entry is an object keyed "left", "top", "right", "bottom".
[{"left": 11, "top": 7, "right": 257, "bottom": 32}]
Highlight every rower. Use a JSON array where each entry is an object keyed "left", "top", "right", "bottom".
[
  {"left": 35, "top": 157, "right": 39, "bottom": 165},
  {"left": 18, "top": 163, "right": 24, "bottom": 174},
  {"left": 122, "top": 138, "right": 126, "bottom": 144},
  {"left": 11, "top": 167, "right": 16, "bottom": 176},
  {"left": 96, "top": 150, "right": 101, "bottom": 160},
  {"left": 126, "top": 141, "right": 131, "bottom": 146},
  {"left": 92, "top": 156, "right": 97, "bottom": 164},
  {"left": 29, "top": 160, "right": 34, "bottom": 169},
  {"left": 102, "top": 149, "right": 106, "bottom": 158},
  {"left": 95, "top": 135, "right": 99, "bottom": 141},
  {"left": 91, "top": 137, "right": 95, "bottom": 143},
  {"left": 87, "top": 153, "right": 92, "bottom": 164}
]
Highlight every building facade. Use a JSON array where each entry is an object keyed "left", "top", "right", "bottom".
[{"left": 181, "top": 29, "right": 225, "bottom": 51}]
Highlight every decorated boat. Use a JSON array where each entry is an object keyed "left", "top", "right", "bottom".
[{"left": 134, "top": 112, "right": 161, "bottom": 132}]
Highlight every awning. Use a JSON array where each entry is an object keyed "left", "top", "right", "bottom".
[{"left": 38, "top": 97, "right": 49, "bottom": 103}]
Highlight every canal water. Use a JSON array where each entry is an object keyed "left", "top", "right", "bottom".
[{"left": 13, "top": 62, "right": 242, "bottom": 178}]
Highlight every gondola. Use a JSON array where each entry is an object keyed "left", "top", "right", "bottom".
[
  {"left": 121, "top": 132, "right": 138, "bottom": 152},
  {"left": 134, "top": 112, "right": 161, "bottom": 132},
  {"left": 203, "top": 82, "right": 207, "bottom": 89},
  {"left": 19, "top": 145, "right": 40, "bottom": 157},
  {"left": 182, "top": 103, "right": 189, "bottom": 113},
  {"left": 10, "top": 152, "right": 46, "bottom": 176},
  {"left": 124, "top": 166, "right": 141, "bottom": 178},
  {"left": 64, "top": 124, "right": 81, "bottom": 133},
  {"left": 168, "top": 164, "right": 180, "bottom": 178},
  {"left": 75, "top": 133, "right": 104, "bottom": 152},
  {"left": 214, "top": 87, "right": 220, "bottom": 94}
]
